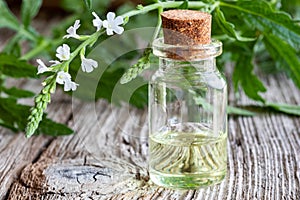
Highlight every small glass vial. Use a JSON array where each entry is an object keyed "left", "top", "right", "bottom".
[{"left": 148, "top": 10, "right": 227, "bottom": 189}]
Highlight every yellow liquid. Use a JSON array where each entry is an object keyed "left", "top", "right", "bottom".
[{"left": 149, "top": 123, "right": 227, "bottom": 189}]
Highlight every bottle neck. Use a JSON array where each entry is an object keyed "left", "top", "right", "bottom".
[
  {"left": 152, "top": 37, "right": 222, "bottom": 78},
  {"left": 152, "top": 38, "right": 222, "bottom": 62}
]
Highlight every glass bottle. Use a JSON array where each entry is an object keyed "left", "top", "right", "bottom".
[{"left": 148, "top": 38, "right": 227, "bottom": 189}]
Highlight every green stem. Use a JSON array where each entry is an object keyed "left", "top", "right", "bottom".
[
  {"left": 209, "top": 1, "right": 221, "bottom": 12},
  {"left": 152, "top": 6, "right": 163, "bottom": 42},
  {"left": 18, "top": 27, "right": 37, "bottom": 42},
  {"left": 21, "top": 39, "right": 57, "bottom": 60},
  {"left": 65, "top": 30, "right": 104, "bottom": 67},
  {"left": 122, "top": 1, "right": 208, "bottom": 19}
]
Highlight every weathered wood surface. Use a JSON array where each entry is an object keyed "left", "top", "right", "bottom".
[{"left": 0, "top": 71, "right": 298, "bottom": 200}]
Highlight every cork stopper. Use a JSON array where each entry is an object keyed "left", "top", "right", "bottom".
[{"left": 161, "top": 10, "right": 212, "bottom": 45}]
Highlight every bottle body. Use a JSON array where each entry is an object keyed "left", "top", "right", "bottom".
[{"left": 149, "top": 38, "right": 227, "bottom": 189}]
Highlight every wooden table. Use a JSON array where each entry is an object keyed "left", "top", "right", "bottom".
[{"left": 0, "top": 69, "right": 299, "bottom": 199}]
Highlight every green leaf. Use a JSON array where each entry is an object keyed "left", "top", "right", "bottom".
[
  {"left": 263, "top": 33, "right": 300, "bottom": 88},
  {"left": 0, "top": 0, "right": 19, "bottom": 30},
  {"left": 99, "top": 68, "right": 148, "bottom": 108},
  {"left": 233, "top": 53, "right": 267, "bottom": 103},
  {"left": 227, "top": 106, "right": 255, "bottom": 116},
  {"left": 0, "top": 120, "right": 18, "bottom": 132},
  {"left": 2, "top": 34, "right": 22, "bottom": 57},
  {"left": 2, "top": 87, "right": 35, "bottom": 98},
  {"left": 178, "top": 0, "right": 189, "bottom": 9},
  {"left": 0, "top": 54, "right": 37, "bottom": 78},
  {"left": 21, "top": 0, "right": 42, "bottom": 28},
  {"left": 72, "top": 67, "right": 148, "bottom": 108},
  {"left": 266, "top": 102, "right": 300, "bottom": 116},
  {"left": 128, "top": 84, "right": 148, "bottom": 109},
  {"left": 0, "top": 98, "right": 22, "bottom": 132},
  {"left": 220, "top": 0, "right": 300, "bottom": 49},
  {"left": 38, "top": 118, "right": 74, "bottom": 136},
  {"left": 281, "top": 0, "right": 300, "bottom": 19},
  {"left": 214, "top": 8, "right": 256, "bottom": 42},
  {"left": 0, "top": 97, "right": 73, "bottom": 136},
  {"left": 83, "top": 0, "right": 92, "bottom": 10}
]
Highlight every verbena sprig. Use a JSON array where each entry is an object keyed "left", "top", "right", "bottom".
[
  {"left": 25, "top": 76, "right": 54, "bottom": 137},
  {"left": 25, "top": 12, "right": 124, "bottom": 137},
  {"left": 120, "top": 48, "right": 152, "bottom": 84}
]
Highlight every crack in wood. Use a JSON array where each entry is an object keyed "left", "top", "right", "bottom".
[{"left": 31, "top": 138, "right": 56, "bottom": 164}]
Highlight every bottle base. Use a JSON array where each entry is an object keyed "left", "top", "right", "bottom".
[{"left": 149, "top": 169, "right": 226, "bottom": 190}]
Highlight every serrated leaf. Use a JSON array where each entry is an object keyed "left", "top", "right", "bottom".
[
  {"left": 3, "top": 87, "right": 35, "bottom": 98},
  {"left": 0, "top": 0, "right": 19, "bottom": 30},
  {"left": 0, "top": 54, "right": 37, "bottom": 78},
  {"left": 21, "top": 0, "right": 42, "bottom": 28},
  {"left": 221, "top": 0, "right": 300, "bottom": 49},
  {"left": 83, "top": 0, "right": 92, "bottom": 10},
  {"left": 263, "top": 33, "right": 300, "bottom": 88},
  {"left": 267, "top": 102, "right": 300, "bottom": 116},
  {"left": 178, "top": 0, "right": 189, "bottom": 9},
  {"left": 214, "top": 8, "right": 256, "bottom": 42},
  {"left": 233, "top": 53, "right": 267, "bottom": 103}
]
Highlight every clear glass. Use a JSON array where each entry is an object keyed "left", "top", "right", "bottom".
[{"left": 149, "top": 38, "right": 227, "bottom": 189}]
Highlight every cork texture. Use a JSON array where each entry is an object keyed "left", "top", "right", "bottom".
[{"left": 161, "top": 10, "right": 212, "bottom": 45}]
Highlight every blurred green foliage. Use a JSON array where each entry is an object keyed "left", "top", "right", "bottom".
[{"left": 0, "top": 0, "right": 300, "bottom": 136}]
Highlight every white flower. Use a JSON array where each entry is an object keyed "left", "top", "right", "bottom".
[
  {"left": 37, "top": 59, "right": 49, "bottom": 74},
  {"left": 56, "top": 71, "right": 71, "bottom": 85},
  {"left": 103, "top": 12, "right": 124, "bottom": 35},
  {"left": 49, "top": 60, "right": 61, "bottom": 66},
  {"left": 63, "top": 20, "right": 81, "bottom": 39},
  {"left": 56, "top": 44, "right": 71, "bottom": 61},
  {"left": 64, "top": 80, "right": 79, "bottom": 91},
  {"left": 56, "top": 71, "right": 78, "bottom": 91},
  {"left": 92, "top": 12, "right": 103, "bottom": 31},
  {"left": 81, "top": 57, "right": 98, "bottom": 73}
]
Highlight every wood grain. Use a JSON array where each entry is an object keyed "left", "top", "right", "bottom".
[{"left": 3, "top": 71, "right": 299, "bottom": 199}]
